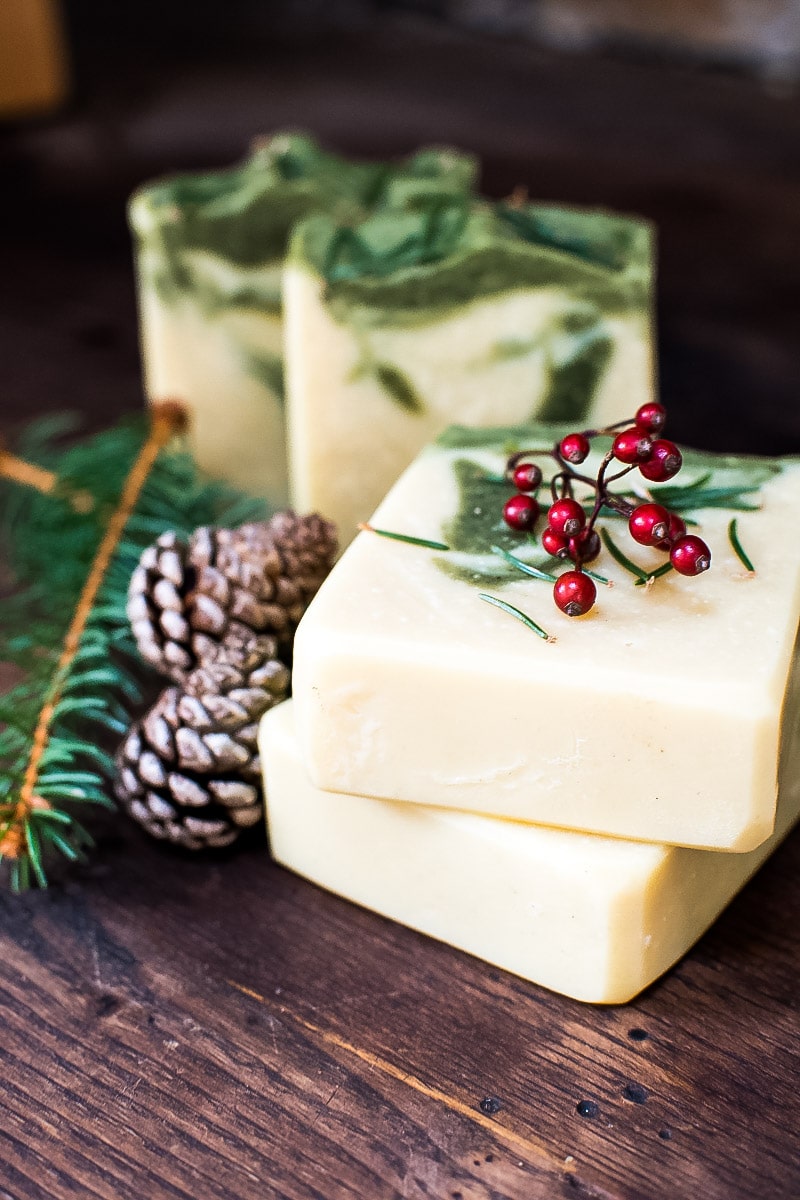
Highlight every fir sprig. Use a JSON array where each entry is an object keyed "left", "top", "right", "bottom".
[
  {"left": 649, "top": 473, "right": 762, "bottom": 513},
  {"left": 0, "top": 412, "right": 268, "bottom": 891}
]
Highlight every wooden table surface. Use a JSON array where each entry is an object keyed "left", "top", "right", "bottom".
[{"left": 1, "top": 24, "right": 799, "bottom": 1200}]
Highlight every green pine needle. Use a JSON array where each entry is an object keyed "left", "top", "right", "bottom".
[
  {"left": 650, "top": 475, "right": 762, "bottom": 513},
  {"left": 478, "top": 593, "right": 554, "bottom": 642},
  {"left": 359, "top": 523, "right": 450, "bottom": 551},
  {"left": 582, "top": 567, "right": 613, "bottom": 587},
  {"left": 490, "top": 545, "right": 557, "bottom": 583},
  {"left": 0, "top": 414, "right": 269, "bottom": 890},
  {"left": 601, "top": 528, "right": 674, "bottom": 587},
  {"left": 634, "top": 561, "right": 675, "bottom": 586},
  {"left": 728, "top": 518, "right": 755, "bottom": 573},
  {"left": 600, "top": 528, "right": 649, "bottom": 582}
]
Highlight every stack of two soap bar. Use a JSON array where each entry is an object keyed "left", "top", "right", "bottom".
[
  {"left": 261, "top": 424, "right": 800, "bottom": 1004},
  {"left": 129, "top": 133, "right": 478, "bottom": 507}
]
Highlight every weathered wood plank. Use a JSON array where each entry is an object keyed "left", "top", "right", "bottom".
[{"left": 2, "top": 822, "right": 798, "bottom": 1199}]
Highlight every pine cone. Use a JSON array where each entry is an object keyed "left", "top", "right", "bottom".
[
  {"left": 115, "top": 632, "right": 290, "bottom": 849},
  {"left": 127, "top": 511, "right": 337, "bottom": 683}
]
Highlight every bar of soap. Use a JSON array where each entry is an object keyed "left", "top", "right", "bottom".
[
  {"left": 129, "top": 134, "right": 476, "bottom": 504},
  {"left": 261, "top": 701, "right": 800, "bottom": 1004},
  {"left": 293, "top": 423, "right": 800, "bottom": 851},
  {"left": 285, "top": 202, "right": 655, "bottom": 543}
]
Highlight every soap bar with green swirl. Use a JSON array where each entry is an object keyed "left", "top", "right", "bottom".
[
  {"left": 292, "top": 422, "right": 800, "bottom": 852},
  {"left": 129, "top": 133, "right": 477, "bottom": 506},
  {"left": 262, "top": 700, "right": 800, "bottom": 1004},
  {"left": 285, "top": 201, "right": 655, "bottom": 543}
]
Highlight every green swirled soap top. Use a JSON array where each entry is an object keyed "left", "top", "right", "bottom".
[{"left": 129, "top": 133, "right": 478, "bottom": 504}]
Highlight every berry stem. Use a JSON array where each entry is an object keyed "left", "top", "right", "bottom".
[
  {"left": 549, "top": 470, "right": 575, "bottom": 501},
  {"left": 506, "top": 448, "right": 557, "bottom": 477}
]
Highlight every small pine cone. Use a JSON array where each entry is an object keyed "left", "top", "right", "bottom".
[
  {"left": 127, "top": 512, "right": 337, "bottom": 682},
  {"left": 188, "top": 513, "right": 337, "bottom": 660},
  {"left": 115, "top": 632, "right": 290, "bottom": 850}
]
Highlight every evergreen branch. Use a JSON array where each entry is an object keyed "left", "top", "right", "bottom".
[
  {"left": 0, "top": 405, "right": 270, "bottom": 890},
  {"left": 2, "top": 406, "right": 181, "bottom": 880}
]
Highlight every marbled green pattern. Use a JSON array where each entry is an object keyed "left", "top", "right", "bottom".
[
  {"left": 131, "top": 135, "right": 478, "bottom": 312},
  {"left": 291, "top": 198, "right": 653, "bottom": 328}
]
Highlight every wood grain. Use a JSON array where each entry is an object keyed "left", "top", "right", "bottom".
[
  {"left": 1, "top": 21, "right": 799, "bottom": 1199},
  {"left": 1, "top": 825, "right": 799, "bottom": 1200}
]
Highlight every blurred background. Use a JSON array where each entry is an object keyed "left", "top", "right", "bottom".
[{"left": 1, "top": 0, "right": 798, "bottom": 452}]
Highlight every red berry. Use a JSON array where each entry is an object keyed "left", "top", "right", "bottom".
[
  {"left": 503, "top": 493, "right": 539, "bottom": 532},
  {"left": 628, "top": 502, "right": 671, "bottom": 547},
  {"left": 640, "top": 439, "right": 682, "bottom": 482},
  {"left": 548, "top": 498, "right": 586, "bottom": 538},
  {"left": 559, "top": 432, "right": 591, "bottom": 465},
  {"left": 553, "top": 571, "right": 597, "bottom": 617},
  {"left": 613, "top": 428, "right": 652, "bottom": 464},
  {"left": 635, "top": 402, "right": 667, "bottom": 435},
  {"left": 655, "top": 512, "right": 687, "bottom": 550},
  {"left": 542, "top": 526, "right": 569, "bottom": 557},
  {"left": 568, "top": 528, "right": 601, "bottom": 564},
  {"left": 670, "top": 535, "right": 711, "bottom": 576},
  {"left": 511, "top": 462, "right": 543, "bottom": 493}
]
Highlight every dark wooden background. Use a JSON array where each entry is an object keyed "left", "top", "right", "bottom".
[{"left": 1, "top": 18, "right": 799, "bottom": 1200}]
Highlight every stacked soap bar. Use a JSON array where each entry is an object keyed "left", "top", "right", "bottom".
[
  {"left": 260, "top": 423, "right": 800, "bottom": 1003},
  {"left": 262, "top": 701, "right": 800, "bottom": 1006},
  {"left": 129, "top": 133, "right": 477, "bottom": 505},
  {"left": 285, "top": 202, "right": 655, "bottom": 543}
]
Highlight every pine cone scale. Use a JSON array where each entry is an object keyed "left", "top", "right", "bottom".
[
  {"left": 157, "top": 547, "right": 185, "bottom": 587},
  {"left": 138, "top": 751, "right": 168, "bottom": 788},
  {"left": 209, "top": 780, "right": 258, "bottom": 808},
  {"left": 142, "top": 708, "right": 176, "bottom": 760},
  {"left": 168, "top": 774, "right": 209, "bottom": 807}
]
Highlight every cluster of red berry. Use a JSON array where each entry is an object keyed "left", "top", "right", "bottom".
[{"left": 502, "top": 403, "right": 711, "bottom": 617}]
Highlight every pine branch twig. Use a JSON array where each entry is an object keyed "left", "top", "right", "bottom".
[
  {"left": 3, "top": 405, "right": 184, "bottom": 865},
  {"left": 0, "top": 400, "right": 267, "bottom": 891}
]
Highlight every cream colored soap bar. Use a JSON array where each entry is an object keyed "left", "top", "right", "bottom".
[
  {"left": 293, "top": 423, "right": 800, "bottom": 851},
  {"left": 262, "top": 702, "right": 800, "bottom": 1004},
  {"left": 129, "top": 135, "right": 475, "bottom": 505},
  {"left": 285, "top": 203, "right": 654, "bottom": 544}
]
